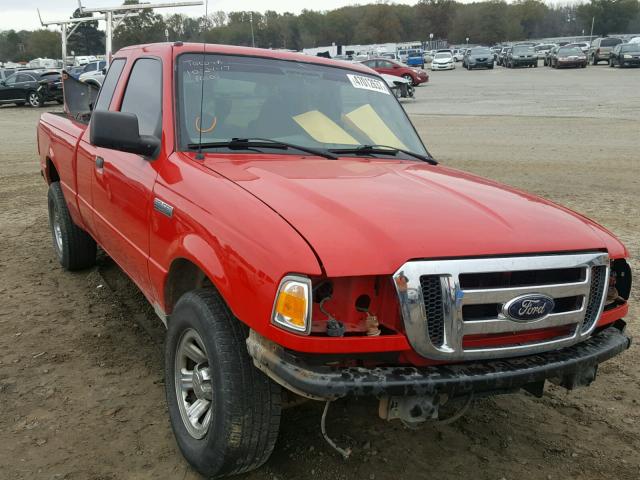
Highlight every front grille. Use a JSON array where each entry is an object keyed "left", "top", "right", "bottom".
[
  {"left": 420, "top": 276, "right": 445, "bottom": 347},
  {"left": 393, "top": 252, "right": 609, "bottom": 361},
  {"left": 460, "top": 267, "right": 583, "bottom": 289},
  {"left": 582, "top": 265, "right": 607, "bottom": 333}
]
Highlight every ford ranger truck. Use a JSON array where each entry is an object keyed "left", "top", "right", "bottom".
[{"left": 37, "top": 43, "right": 632, "bottom": 478}]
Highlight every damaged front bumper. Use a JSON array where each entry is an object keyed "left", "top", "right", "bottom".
[{"left": 246, "top": 321, "right": 630, "bottom": 401}]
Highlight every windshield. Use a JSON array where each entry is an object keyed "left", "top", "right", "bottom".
[
  {"left": 435, "top": 53, "right": 452, "bottom": 59},
  {"left": 558, "top": 47, "right": 583, "bottom": 56},
  {"left": 471, "top": 48, "right": 491, "bottom": 55},
  {"left": 177, "top": 53, "right": 426, "bottom": 155}
]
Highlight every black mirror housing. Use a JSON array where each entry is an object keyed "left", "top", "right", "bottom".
[{"left": 90, "top": 110, "right": 160, "bottom": 159}]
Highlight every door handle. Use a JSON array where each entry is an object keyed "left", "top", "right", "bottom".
[{"left": 95, "top": 156, "right": 104, "bottom": 169}]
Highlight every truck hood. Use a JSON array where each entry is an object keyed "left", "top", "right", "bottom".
[{"left": 201, "top": 155, "right": 624, "bottom": 276}]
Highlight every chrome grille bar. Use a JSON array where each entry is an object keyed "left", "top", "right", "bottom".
[{"left": 393, "top": 252, "right": 609, "bottom": 361}]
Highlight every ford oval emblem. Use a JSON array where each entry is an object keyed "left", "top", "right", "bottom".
[{"left": 503, "top": 294, "right": 555, "bottom": 322}]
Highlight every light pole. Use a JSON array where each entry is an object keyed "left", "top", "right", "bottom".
[
  {"left": 429, "top": 33, "right": 433, "bottom": 50},
  {"left": 466, "top": 37, "right": 469, "bottom": 46},
  {"left": 249, "top": 12, "right": 255, "bottom": 48}
]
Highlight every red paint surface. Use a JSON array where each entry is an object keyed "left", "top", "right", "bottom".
[{"left": 37, "top": 43, "right": 630, "bottom": 363}]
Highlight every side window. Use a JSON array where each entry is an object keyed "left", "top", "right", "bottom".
[
  {"left": 5, "top": 75, "right": 17, "bottom": 85},
  {"left": 94, "top": 58, "right": 126, "bottom": 111},
  {"left": 16, "top": 73, "right": 33, "bottom": 83},
  {"left": 120, "top": 58, "right": 162, "bottom": 137}
]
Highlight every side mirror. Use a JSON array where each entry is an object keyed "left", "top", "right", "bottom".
[
  {"left": 0, "top": 80, "right": 5, "bottom": 86},
  {"left": 90, "top": 110, "right": 160, "bottom": 159},
  {"left": 101, "top": 67, "right": 107, "bottom": 74}
]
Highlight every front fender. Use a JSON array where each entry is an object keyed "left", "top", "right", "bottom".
[{"left": 149, "top": 157, "right": 322, "bottom": 334}]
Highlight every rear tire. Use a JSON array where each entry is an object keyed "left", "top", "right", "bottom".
[
  {"left": 27, "top": 91, "right": 42, "bottom": 108},
  {"left": 47, "top": 182, "right": 96, "bottom": 270},
  {"left": 165, "top": 289, "right": 282, "bottom": 478}
]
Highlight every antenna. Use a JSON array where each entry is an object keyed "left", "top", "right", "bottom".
[{"left": 195, "top": 0, "right": 208, "bottom": 161}]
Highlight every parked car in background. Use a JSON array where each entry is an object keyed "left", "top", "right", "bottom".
[
  {"left": 548, "top": 46, "right": 587, "bottom": 68},
  {"left": 463, "top": 47, "right": 494, "bottom": 69},
  {"left": 361, "top": 58, "right": 429, "bottom": 85},
  {"left": 0, "top": 70, "right": 48, "bottom": 107},
  {"left": 37, "top": 71, "right": 64, "bottom": 105},
  {"left": 490, "top": 46, "right": 502, "bottom": 60},
  {"left": 431, "top": 51, "right": 455, "bottom": 70},
  {"left": 589, "top": 37, "right": 623, "bottom": 65},
  {"left": 380, "top": 52, "right": 399, "bottom": 61},
  {"left": 0, "top": 68, "right": 17, "bottom": 82},
  {"left": 506, "top": 45, "right": 537, "bottom": 68},
  {"left": 534, "top": 44, "right": 556, "bottom": 59},
  {"left": 406, "top": 50, "right": 425, "bottom": 69},
  {"left": 497, "top": 47, "right": 511, "bottom": 66},
  {"left": 78, "top": 60, "right": 106, "bottom": 84},
  {"left": 567, "top": 42, "right": 590, "bottom": 54},
  {"left": 608, "top": 43, "right": 640, "bottom": 68},
  {"left": 66, "top": 65, "right": 86, "bottom": 79},
  {"left": 380, "top": 73, "right": 414, "bottom": 98},
  {"left": 629, "top": 36, "right": 640, "bottom": 44},
  {"left": 543, "top": 46, "right": 558, "bottom": 66}
]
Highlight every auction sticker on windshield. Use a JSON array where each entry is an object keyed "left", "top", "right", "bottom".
[{"left": 347, "top": 74, "right": 390, "bottom": 95}]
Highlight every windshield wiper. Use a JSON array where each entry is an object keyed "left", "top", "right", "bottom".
[
  {"left": 187, "top": 137, "right": 338, "bottom": 160},
  {"left": 329, "top": 144, "right": 438, "bottom": 165}
]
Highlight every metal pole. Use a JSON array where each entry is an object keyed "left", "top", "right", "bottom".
[
  {"left": 61, "top": 23, "right": 68, "bottom": 65},
  {"left": 250, "top": 12, "right": 255, "bottom": 48},
  {"left": 590, "top": 16, "right": 595, "bottom": 40},
  {"left": 105, "top": 11, "right": 113, "bottom": 63}
]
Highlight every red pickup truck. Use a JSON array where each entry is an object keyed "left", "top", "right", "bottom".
[{"left": 38, "top": 43, "right": 632, "bottom": 478}]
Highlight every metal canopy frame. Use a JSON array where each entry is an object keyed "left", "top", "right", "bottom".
[
  {"left": 78, "top": 1, "right": 204, "bottom": 61},
  {"left": 37, "top": 9, "right": 136, "bottom": 65}
]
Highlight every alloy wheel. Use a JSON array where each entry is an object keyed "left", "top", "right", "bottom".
[
  {"left": 174, "top": 328, "right": 213, "bottom": 439},
  {"left": 28, "top": 92, "right": 41, "bottom": 107}
]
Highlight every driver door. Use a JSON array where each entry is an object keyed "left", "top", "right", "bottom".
[{"left": 89, "top": 58, "right": 162, "bottom": 294}]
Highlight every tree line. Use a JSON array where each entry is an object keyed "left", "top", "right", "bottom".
[{"left": 2, "top": 0, "right": 640, "bottom": 62}]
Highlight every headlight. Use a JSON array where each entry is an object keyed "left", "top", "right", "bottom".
[
  {"left": 608, "top": 259, "right": 632, "bottom": 305},
  {"left": 624, "top": 54, "right": 632, "bottom": 59},
  {"left": 272, "top": 275, "right": 312, "bottom": 334}
]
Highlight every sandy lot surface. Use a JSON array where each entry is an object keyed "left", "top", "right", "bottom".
[{"left": 0, "top": 64, "right": 638, "bottom": 480}]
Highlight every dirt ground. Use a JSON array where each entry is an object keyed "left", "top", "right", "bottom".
[{"left": 0, "top": 65, "right": 638, "bottom": 480}]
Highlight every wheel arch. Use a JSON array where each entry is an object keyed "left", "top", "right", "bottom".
[
  {"left": 45, "top": 156, "right": 60, "bottom": 184},
  {"left": 164, "top": 257, "right": 217, "bottom": 315},
  {"left": 159, "top": 234, "right": 232, "bottom": 320}
]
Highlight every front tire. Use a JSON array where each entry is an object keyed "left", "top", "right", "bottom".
[
  {"left": 165, "top": 289, "right": 282, "bottom": 478},
  {"left": 47, "top": 182, "right": 96, "bottom": 270}
]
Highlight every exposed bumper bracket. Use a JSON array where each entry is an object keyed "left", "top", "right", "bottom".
[{"left": 247, "top": 321, "right": 630, "bottom": 401}]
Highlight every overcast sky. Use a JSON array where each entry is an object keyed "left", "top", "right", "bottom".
[{"left": 1, "top": 0, "right": 432, "bottom": 31}]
